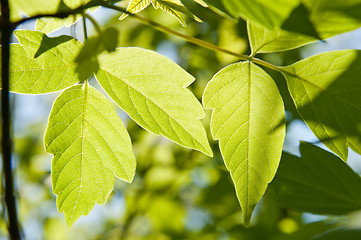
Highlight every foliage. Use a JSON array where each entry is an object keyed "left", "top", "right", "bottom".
[{"left": 2, "top": 0, "right": 361, "bottom": 238}]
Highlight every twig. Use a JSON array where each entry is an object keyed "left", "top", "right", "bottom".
[
  {"left": 82, "top": 13, "right": 88, "bottom": 41},
  {"left": 11, "top": 0, "right": 301, "bottom": 78},
  {"left": 11, "top": 0, "right": 103, "bottom": 27},
  {"left": 84, "top": 13, "right": 102, "bottom": 35}
]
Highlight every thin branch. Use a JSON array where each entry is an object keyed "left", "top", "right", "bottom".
[
  {"left": 11, "top": 0, "right": 300, "bottom": 78},
  {"left": 82, "top": 13, "right": 88, "bottom": 41},
  {"left": 84, "top": 13, "right": 102, "bottom": 35},
  {"left": 101, "top": 3, "right": 252, "bottom": 62},
  {"left": 1, "top": 0, "right": 22, "bottom": 238},
  {"left": 100, "top": 2, "right": 301, "bottom": 78},
  {"left": 11, "top": 0, "right": 103, "bottom": 27}
]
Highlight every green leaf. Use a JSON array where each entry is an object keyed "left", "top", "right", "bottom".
[
  {"left": 75, "top": 37, "right": 102, "bottom": 81},
  {"left": 10, "top": 0, "right": 92, "bottom": 21},
  {"left": 272, "top": 142, "right": 361, "bottom": 215},
  {"left": 10, "top": 0, "right": 59, "bottom": 21},
  {"left": 95, "top": 47, "right": 212, "bottom": 157},
  {"left": 287, "top": 221, "right": 337, "bottom": 240},
  {"left": 6, "top": 30, "right": 81, "bottom": 94},
  {"left": 304, "top": 0, "right": 361, "bottom": 39},
  {"left": 152, "top": 0, "right": 188, "bottom": 26},
  {"left": 222, "top": 0, "right": 300, "bottom": 29},
  {"left": 35, "top": 5, "right": 99, "bottom": 34},
  {"left": 280, "top": 3, "right": 320, "bottom": 39},
  {"left": 119, "top": 0, "right": 151, "bottom": 20},
  {"left": 247, "top": 20, "right": 316, "bottom": 54},
  {"left": 313, "top": 228, "right": 361, "bottom": 240},
  {"left": 202, "top": 0, "right": 233, "bottom": 17},
  {"left": 248, "top": 0, "right": 361, "bottom": 54},
  {"left": 101, "top": 28, "right": 119, "bottom": 52},
  {"left": 119, "top": 0, "right": 200, "bottom": 25},
  {"left": 282, "top": 50, "right": 361, "bottom": 160},
  {"left": 74, "top": 27, "right": 119, "bottom": 81},
  {"left": 44, "top": 83, "right": 136, "bottom": 227},
  {"left": 35, "top": 16, "right": 81, "bottom": 34},
  {"left": 192, "top": 0, "right": 207, "bottom": 7},
  {"left": 202, "top": 61, "right": 285, "bottom": 224}
]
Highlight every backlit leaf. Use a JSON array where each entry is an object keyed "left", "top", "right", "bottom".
[
  {"left": 119, "top": 0, "right": 151, "bottom": 20},
  {"left": 10, "top": 0, "right": 92, "bottom": 21},
  {"left": 202, "top": 0, "right": 233, "bottom": 17},
  {"left": 119, "top": 0, "right": 200, "bottom": 25},
  {"left": 75, "top": 37, "right": 102, "bottom": 81},
  {"left": 152, "top": 0, "right": 187, "bottom": 26},
  {"left": 248, "top": 20, "right": 316, "bottom": 54},
  {"left": 192, "top": 0, "right": 207, "bottom": 7},
  {"left": 95, "top": 47, "right": 212, "bottom": 156},
  {"left": 74, "top": 27, "right": 119, "bottom": 80},
  {"left": 10, "top": 0, "right": 59, "bottom": 21},
  {"left": 282, "top": 50, "right": 361, "bottom": 160},
  {"left": 304, "top": 0, "right": 361, "bottom": 38},
  {"left": 248, "top": 0, "right": 361, "bottom": 54},
  {"left": 222, "top": 0, "right": 300, "bottom": 29},
  {"left": 36, "top": 16, "right": 81, "bottom": 34},
  {"left": 203, "top": 61, "right": 285, "bottom": 224},
  {"left": 272, "top": 142, "right": 361, "bottom": 215},
  {"left": 6, "top": 30, "right": 81, "bottom": 94},
  {"left": 44, "top": 83, "right": 136, "bottom": 227},
  {"left": 35, "top": 5, "right": 99, "bottom": 34}
]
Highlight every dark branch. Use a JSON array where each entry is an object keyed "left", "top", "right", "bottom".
[
  {"left": 11, "top": 0, "right": 104, "bottom": 28},
  {"left": 1, "top": 0, "right": 22, "bottom": 238}
]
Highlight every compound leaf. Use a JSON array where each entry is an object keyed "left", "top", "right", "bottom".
[
  {"left": 6, "top": 30, "right": 81, "bottom": 94},
  {"left": 44, "top": 83, "right": 136, "bottom": 227},
  {"left": 272, "top": 142, "right": 361, "bottom": 215},
  {"left": 95, "top": 47, "right": 212, "bottom": 157},
  {"left": 282, "top": 50, "right": 361, "bottom": 160},
  {"left": 203, "top": 61, "right": 285, "bottom": 224}
]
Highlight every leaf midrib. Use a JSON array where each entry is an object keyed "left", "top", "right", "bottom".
[
  {"left": 98, "top": 68, "right": 208, "bottom": 153},
  {"left": 286, "top": 55, "right": 361, "bottom": 112},
  {"left": 68, "top": 82, "right": 88, "bottom": 225},
  {"left": 245, "top": 61, "right": 251, "bottom": 220}
]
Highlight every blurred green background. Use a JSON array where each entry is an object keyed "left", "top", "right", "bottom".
[{"left": 2, "top": 3, "right": 361, "bottom": 239}]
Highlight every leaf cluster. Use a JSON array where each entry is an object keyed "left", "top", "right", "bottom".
[{"left": 4, "top": 0, "right": 361, "bottom": 233}]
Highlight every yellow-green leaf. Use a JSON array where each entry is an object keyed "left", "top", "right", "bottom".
[
  {"left": 119, "top": 0, "right": 151, "bottom": 20},
  {"left": 95, "top": 47, "right": 212, "bottom": 157},
  {"left": 203, "top": 61, "right": 285, "bottom": 224},
  {"left": 248, "top": 20, "right": 316, "bottom": 54},
  {"left": 222, "top": 0, "right": 300, "bottom": 29},
  {"left": 152, "top": 0, "right": 187, "bottom": 26},
  {"left": 44, "top": 83, "right": 136, "bottom": 227},
  {"left": 6, "top": 30, "right": 82, "bottom": 94},
  {"left": 282, "top": 50, "right": 361, "bottom": 160}
]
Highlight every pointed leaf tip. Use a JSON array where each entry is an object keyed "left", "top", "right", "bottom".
[
  {"left": 9, "top": 30, "right": 82, "bottom": 94},
  {"left": 203, "top": 61, "right": 285, "bottom": 223},
  {"left": 282, "top": 50, "right": 361, "bottom": 160},
  {"left": 45, "top": 84, "right": 136, "bottom": 226},
  {"left": 95, "top": 47, "right": 212, "bottom": 157}
]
